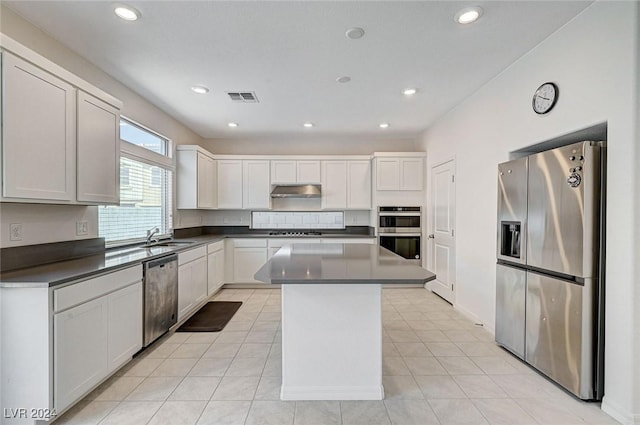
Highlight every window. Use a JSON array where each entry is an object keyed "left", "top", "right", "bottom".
[{"left": 99, "top": 118, "right": 173, "bottom": 245}]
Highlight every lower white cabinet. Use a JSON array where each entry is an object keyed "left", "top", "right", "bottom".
[
  {"left": 51, "top": 266, "right": 142, "bottom": 412},
  {"left": 207, "top": 241, "right": 225, "bottom": 296},
  {"left": 54, "top": 296, "right": 109, "bottom": 412},
  {"left": 178, "top": 247, "right": 208, "bottom": 321},
  {"left": 231, "top": 239, "right": 267, "bottom": 283}
]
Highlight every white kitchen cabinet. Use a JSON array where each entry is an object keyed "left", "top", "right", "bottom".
[
  {"left": 271, "top": 160, "right": 321, "bottom": 184},
  {"left": 243, "top": 160, "right": 271, "bottom": 209},
  {"left": 207, "top": 241, "right": 225, "bottom": 296},
  {"left": 52, "top": 265, "right": 142, "bottom": 412},
  {"left": 2, "top": 52, "right": 76, "bottom": 202},
  {"left": 217, "top": 160, "right": 243, "bottom": 209},
  {"left": 375, "top": 157, "right": 424, "bottom": 191},
  {"left": 347, "top": 160, "right": 371, "bottom": 209},
  {"left": 178, "top": 247, "right": 208, "bottom": 321},
  {"left": 76, "top": 91, "right": 120, "bottom": 204},
  {"left": 107, "top": 283, "right": 143, "bottom": 371},
  {"left": 176, "top": 148, "right": 217, "bottom": 209},
  {"left": 271, "top": 160, "right": 297, "bottom": 183},
  {"left": 54, "top": 296, "right": 109, "bottom": 412},
  {"left": 297, "top": 160, "right": 321, "bottom": 183},
  {"left": 231, "top": 239, "right": 268, "bottom": 283},
  {"left": 321, "top": 161, "right": 348, "bottom": 209}
]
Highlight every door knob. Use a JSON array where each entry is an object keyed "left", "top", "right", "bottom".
[{"left": 427, "top": 234, "right": 435, "bottom": 239}]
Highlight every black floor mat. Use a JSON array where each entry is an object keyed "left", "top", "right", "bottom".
[{"left": 176, "top": 301, "right": 242, "bottom": 332}]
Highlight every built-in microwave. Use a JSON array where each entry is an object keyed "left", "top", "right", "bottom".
[{"left": 378, "top": 207, "right": 422, "bottom": 263}]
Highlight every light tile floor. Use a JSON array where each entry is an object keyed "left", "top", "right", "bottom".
[{"left": 56, "top": 288, "right": 620, "bottom": 425}]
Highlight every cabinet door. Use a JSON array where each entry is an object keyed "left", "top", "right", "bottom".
[
  {"left": 192, "top": 257, "right": 208, "bottom": 305},
  {"left": 77, "top": 91, "right": 120, "bottom": 204},
  {"left": 400, "top": 158, "right": 424, "bottom": 191},
  {"left": 54, "top": 297, "right": 108, "bottom": 411},
  {"left": 233, "top": 248, "right": 267, "bottom": 283},
  {"left": 271, "top": 160, "right": 297, "bottom": 184},
  {"left": 2, "top": 52, "right": 76, "bottom": 201},
  {"left": 243, "top": 160, "right": 270, "bottom": 209},
  {"left": 207, "top": 250, "right": 225, "bottom": 295},
  {"left": 178, "top": 264, "right": 194, "bottom": 321},
  {"left": 297, "top": 161, "right": 321, "bottom": 183},
  {"left": 107, "top": 282, "right": 143, "bottom": 371},
  {"left": 321, "top": 161, "right": 347, "bottom": 209},
  {"left": 197, "top": 153, "right": 217, "bottom": 208},
  {"left": 347, "top": 160, "right": 371, "bottom": 209},
  {"left": 217, "top": 160, "right": 243, "bottom": 209},
  {"left": 376, "top": 158, "right": 400, "bottom": 191}
]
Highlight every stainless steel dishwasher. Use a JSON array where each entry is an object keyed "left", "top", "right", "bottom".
[{"left": 143, "top": 254, "right": 178, "bottom": 347}]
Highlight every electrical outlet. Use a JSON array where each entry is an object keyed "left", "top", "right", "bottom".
[
  {"left": 76, "top": 221, "right": 88, "bottom": 236},
  {"left": 10, "top": 223, "right": 22, "bottom": 241}
]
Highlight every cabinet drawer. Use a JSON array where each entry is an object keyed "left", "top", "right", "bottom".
[
  {"left": 178, "top": 246, "right": 207, "bottom": 265},
  {"left": 207, "top": 240, "right": 225, "bottom": 254},
  {"left": 232, "top": 238, "right": 267, "bottom": 248},
  {"left": 54, "top": 265, "right": 142, "bottom": 313}
]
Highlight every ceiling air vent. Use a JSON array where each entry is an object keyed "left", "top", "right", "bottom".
[{"left": 226, "top": 92, "right": 259, "bottom": 103}]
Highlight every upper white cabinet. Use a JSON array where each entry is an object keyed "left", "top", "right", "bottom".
[
  {"left": 217, "top": 160, "right": 243, "bottom": 209},
  {"left": 2, "top": 52, "right": 76, "bottom": 202},
  {"left": 347, "top": 160, "right": 372, "bottom": 208},
  {"left": 176, "top": 147, "right": 217, "bottom": 209},
  {"left": 321, "top": 161, "right": 347, "bottom": 209},
  {"left": 322, "top": 160, "right": 371, "bottom": 209},
  {"left": 243, "top": 160, "right": 270, "bottom": 209},
  {"left": 77, "top": 91, "right": 120, "bottom": 204},
  {"left": 271, "top": 160, "right": 320, "bottom": 184},
  {"left": 375, "top": 155, "right": 424, "bottom": 191},
  {"left": 0, "top": 42, "right": 122, "bottom": 205}
]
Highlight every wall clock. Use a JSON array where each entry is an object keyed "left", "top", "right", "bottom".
[{"left": 532, "top": 82, "right": 558, "bottom": 114}]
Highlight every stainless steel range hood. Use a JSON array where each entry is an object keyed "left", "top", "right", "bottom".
[{"left": 270, "top": 184, "right": 321, "bottom": 198}]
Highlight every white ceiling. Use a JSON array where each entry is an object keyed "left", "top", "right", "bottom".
[{"left": 5, "top": 1, "right": 592, "bottom": 139}]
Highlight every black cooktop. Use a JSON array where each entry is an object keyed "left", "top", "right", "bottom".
[{"left": 267, "top": 231, "right": 323, "bottom": 236}]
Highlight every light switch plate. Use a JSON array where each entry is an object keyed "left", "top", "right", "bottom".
[{"left": 10, "top": 223, "right": 22, "bottom": 241}]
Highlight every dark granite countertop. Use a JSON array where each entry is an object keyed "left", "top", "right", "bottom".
[
  {"left": 255, "top": 243, "right": 435, "bottom": 285},
  {"left": 0, "top": 232, "right": 376, "bottom": 288}
]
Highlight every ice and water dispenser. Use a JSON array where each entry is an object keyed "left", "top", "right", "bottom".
[{"left": 500, "top": 221, "right": 522, "bottom": 259}]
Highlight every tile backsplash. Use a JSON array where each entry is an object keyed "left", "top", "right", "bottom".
[{"left": 252, "top": 211, "right": 345, "bottom": 229}]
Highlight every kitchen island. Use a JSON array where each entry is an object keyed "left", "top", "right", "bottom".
[{"left": 254, "top": 243, "right": 435, "bottom": 400}]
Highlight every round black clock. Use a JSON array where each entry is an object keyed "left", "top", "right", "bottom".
[{"left": 532, "top": 82, "right": 558, "bottom": 114}]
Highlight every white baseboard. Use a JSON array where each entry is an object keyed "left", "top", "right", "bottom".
[
  {"left": 601, "top": 396, "right": 637, "bottom": 425},
  {"left": 280, "top": 385, "right": 384, "bottom": 401}
]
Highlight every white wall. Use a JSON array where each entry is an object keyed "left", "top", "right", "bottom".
[
  {"left": 419, "top": 2, "right": 639, "bottom": 423},
  {"left": 203, "top": 136, "right": 419, "bottom": 155},
  {"left": 0, "top": 5, "right": 204, "bottom": 247}
]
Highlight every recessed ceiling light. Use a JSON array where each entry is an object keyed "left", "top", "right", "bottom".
[
  {"left": 114, "top": 5, "right": 140, "bottom": 21},
  {"left": 455, "top": 7, "right": 483, "bottom": 24},
  {"left": 228, "top": 122, "right": 238, "bottom": 128},
  {"left": 303, "top": 123, "right": 314, "bottom": 128},
  {"left": 345, "top": 27, "right": 365, "bottom": 39},
  {"left": 190, "top": 85, "right": 209, "bottom": 94},
  {"left": 336, "top": 76, "right": 351, "bottom": 83},
  {"left": 403, "top": 88, "right": 417, "bottom": 96},
  {"left": 379, "top": 123, "right": 390, "bottom": 129}
]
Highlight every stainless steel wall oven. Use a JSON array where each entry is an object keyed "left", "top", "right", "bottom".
[{"left": 378, "top": 207, "right": 422, "bottom": 262}]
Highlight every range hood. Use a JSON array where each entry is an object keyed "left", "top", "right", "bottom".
[{"left": 270, "top": 184, "right": 321, "bottom": 198}]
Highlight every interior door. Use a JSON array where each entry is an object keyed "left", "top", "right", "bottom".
[{"left": 430, "top": 159, "right": 455, "bottom": 303}]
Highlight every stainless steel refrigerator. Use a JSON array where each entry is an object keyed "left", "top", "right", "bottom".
[{"left": 495, "top": 141, "right": 605, "bottom": 400}]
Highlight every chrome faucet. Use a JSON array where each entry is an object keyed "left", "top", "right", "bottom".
[{"left": 146, "top": 227, "right": 160, "bottom": 245}]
